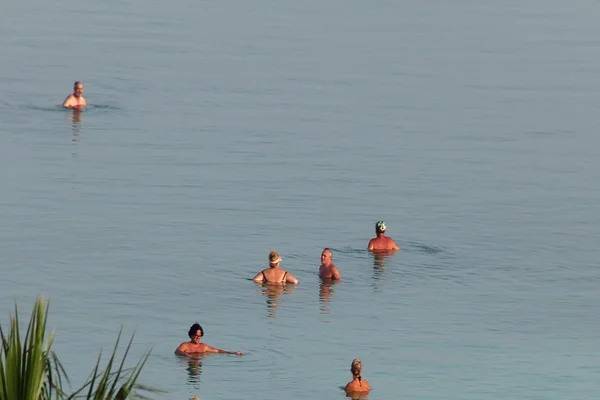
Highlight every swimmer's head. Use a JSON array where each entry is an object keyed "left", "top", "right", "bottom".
[
  {"left": 321, "top": 248, "right": 332, "bottom": 263},
  {"left": 73, "top": 81, "right": 84, "bottom": 97},
  {"left": 375, "top": 221, "right": 386, "bottom": 234},
  {"left": 188, "top": 323, "right": 204, "bottom": 339},
  {"left": 269, "top": 250, "right": 282, "bottom": 266},
  {"left": 351, "top": 358, "right": 363, "bottom": 377}
]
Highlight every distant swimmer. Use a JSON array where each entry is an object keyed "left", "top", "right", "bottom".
[
  {"left": 62, "top": 81, "right": 87, "bottom": 109},
  {"left": 367, "top": 221, "right": 400, "bottom": 251},
  {"left": 253, "top": 250, "right": 299, "bottom": 284},
  {"left": 344, "top": 358, "right": 371, "bottom": 394},
  {"left": 318, "top": 248, "right": 341, "bottom": 280},
  {"left": 175, "top": 323, "right": 243, "bottom": 356}
]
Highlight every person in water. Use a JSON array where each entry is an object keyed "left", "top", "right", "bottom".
[
  {"left": 175, "top": 323, "right": 243, "bottom": 356},
  {"left": 253, "top": 250, "right": 299, "bottom": 284},
  {"left": 62, "top": 81, "right": 87, "bottom": 109},
  {"left": 344, "top": 358, "right": 371, "bottom": 393},
  {"left": 367, "top": 221, "right": 400, "bottom": 251},
  {"left": 318, "top": 248, "right": 341, "bottom": 280}
]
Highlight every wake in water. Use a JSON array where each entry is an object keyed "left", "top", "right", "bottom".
[
  {"left": 332, "top": 242, "right": 446, "bottom": 256},
  {"left": 22, "top": 103, "right": 123, "bottom": 112}
]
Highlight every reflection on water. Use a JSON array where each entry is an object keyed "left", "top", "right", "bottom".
[
  {"left": 67, "top": 109, "right": 83, "bottom": 157},
  {"left": 371, "top": 250, "right": 397, "bottom": 289},
  {"left": 256, "top": 282, "right": 295, "bottom": 319},
  {"left": 319, "top": 279, "right": 340, "bottom": 314},
  {"left": 177, "top": 354, "right": 206, "bottom": 387},
  {"left": 345, "top": 391, "right": 369, "bottom": 400}
]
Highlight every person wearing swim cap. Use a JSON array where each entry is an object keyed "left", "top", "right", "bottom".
[
  {"left": 318, "top": 248, "right": 341, "bottom": 280},
  {"left": 175, "top": 323, "right": 243, "bottom": 356},
  {"left": 62, "top": 81, "right": 87, "bottom": 109},
  {"left": 367, "top": 221, "right": 400, "bottom": 251},
  {"left": 252, "top": 250, "right": 299, "bottom": 284}
]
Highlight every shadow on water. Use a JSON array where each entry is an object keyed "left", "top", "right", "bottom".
[
  {"left": 255, "top": 282, "right": 296, "bottom": 319},
  {"left": 319, "top": 278, "right": 340, "bottom": 314}
]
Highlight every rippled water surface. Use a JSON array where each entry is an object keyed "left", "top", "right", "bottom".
[{"left": 1, "top": 1, "right": 600, "bottom": 399}]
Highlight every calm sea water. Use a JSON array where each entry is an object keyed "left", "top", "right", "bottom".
[{"left": 2, "top": 1, "right": 600, "bottom": 399}]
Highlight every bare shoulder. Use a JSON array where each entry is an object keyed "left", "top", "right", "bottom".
[
  {"left": 177, "top": 341, "right": 190, "bottom": 350},
  {"left": 345, "top": 379, "right": 371, "bottom": 392}
]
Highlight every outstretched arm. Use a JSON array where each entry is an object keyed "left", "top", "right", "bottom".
[{"left": 204, "top": 344, "right": 243, "bottom": 355}]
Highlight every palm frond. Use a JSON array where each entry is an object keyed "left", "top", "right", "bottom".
[
  {"left": 1, "top": 297, "right": 159, "bottom": 400},
  {"left": 0, "top": 297, "right": 66, "bottom": 400},
  {"left": 67, "top": 328, "right": 156, "bottom": 400}
]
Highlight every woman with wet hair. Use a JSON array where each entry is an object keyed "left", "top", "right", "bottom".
[
  {"left": 344, "top": 358, "right": 371, "bottom": 393},
  {"left": 253, "top": 250, "right": 299, "bottom": 284}
]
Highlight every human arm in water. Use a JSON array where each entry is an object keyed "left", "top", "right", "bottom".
[
  {"left": 175, "top": 342, "right": 191, "bottom": 356},
  {"left": 331, "top": 265, "right": 342, "bottom": 280},
  {"left": 252, "top": 270, "right": 265, "bottom": 282},
  {"left": 285, "top": 272, "right": 299, "bottom": 284},
  {"left": 202, "top": 344, "right": 243, "bottom": 355},
  {"left": 175, "top": 342, "right": 242, "bottom": 356}
]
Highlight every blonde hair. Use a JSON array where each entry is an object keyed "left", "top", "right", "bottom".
[
  {"left": 269, "top": 250, "right": 281, "bottom": 265},
  {"left": 351, "top": 358, "right": 363, "bottom": 381}
]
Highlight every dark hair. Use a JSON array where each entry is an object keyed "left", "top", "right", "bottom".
[
  {"left": 74, "top": 81, "right": 82, "bottom": 87},
  {"left": 188, "top": 323, "right": 204, "bottom": 338},
  {"left": 351, "top": 359, "right": 363, "bottom": 383}
]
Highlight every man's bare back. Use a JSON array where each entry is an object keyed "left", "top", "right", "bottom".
[
  {"left": 368, "top": 236, "right": 400, "bottom": 251},
  {"left": 368, "top": 221, "right": 400, "bottom": 251}
]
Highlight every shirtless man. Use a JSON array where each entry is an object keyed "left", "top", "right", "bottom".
[
  {"left": 62, "top": 81, "right": 87, "bottom": 109},
  {"left": 175, "top": 323, "right": 243, "bottom": 356},
  {"left": 368, "top": 221, "right": 400, "bottom": 251},
  {"left": 318, "top": 248, "right": 342, "bottom": 280}
]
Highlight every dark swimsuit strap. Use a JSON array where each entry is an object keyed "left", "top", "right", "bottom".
[{"left": 262, "top": 270, "right": 287, "bottom": 283}]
